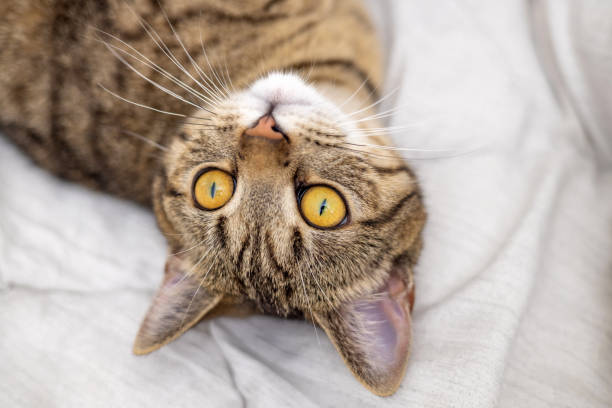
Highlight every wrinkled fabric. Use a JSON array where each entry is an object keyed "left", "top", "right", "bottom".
[{"left": 1, "top": 1, "right": 611, "bottom": 407}]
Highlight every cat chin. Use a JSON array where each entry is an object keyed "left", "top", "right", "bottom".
[{"left": 248, "top": 71, "right": 328, "bottom": 107}]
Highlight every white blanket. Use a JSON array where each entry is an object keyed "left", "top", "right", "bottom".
[{"left": 1, "top": 1, "right": 611, "bottom": 406}]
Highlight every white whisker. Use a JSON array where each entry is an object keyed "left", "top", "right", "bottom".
[
  {"left": 93, "top": 33, "right": 219, "bottom": 108},
  {"left": 347, "top": 125, "right": 422, "bottom": 133},
  {"left": 97, "top": 83, "right": 186, "bottom": 117},
  {"left": 334, "top": 140, "right": 491, "bottom": 159},
  {"left": 156, "top": 4, "right": 228, "bottom": 103},
  {"left": 221, "top": 54, "right": 236, "bottom": 93},
  {"left": 338, "top": 78, "right": 368, "bottom": 109},
  {"left": 340, "top": 106, "right": 425, "bottom": 125},
  {"left": 121, "top": 129, "right": 168, "bottom": 151},
  {"left": 171, "top": 239, "right": 206, "bottom": 256},
  {"left": 340, "top": 140, "right": 463, "bottom": 152},
  {"left": 197, "top": 17, "right": 232, "bottom": 99},
  {"left": 344, "top": 86, "right": 401, "bottom": 118},
  {"left": 172, "top": 231, "right": 214, "bottom": 288},
  {"left": 178, "top": 251, "right": 217, "bottom": 332},
  {"left": 307, "top": 256, "right": 352, "bottom": 328},
  {"left": 144, "top": 20, "right": 223, "bottom": 105},
  {"left": 99, "top": 40, "right": 206, "bottom": 112},
  {"left": 298, "top": 264, "right": 320, "bottom": 345},
  {"left": 126, "top": 2, "right": 224, "bottom": 106},
  {"left": 305, "top": 258, "right": 336, "bottom": 311}
]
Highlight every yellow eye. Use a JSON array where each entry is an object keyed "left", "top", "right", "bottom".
[
  {"left": 299, "top": 185, "right": 347, "bottom": 228},
  {"left": 192, "top": 169, "right": 235, "bottom": 210}
]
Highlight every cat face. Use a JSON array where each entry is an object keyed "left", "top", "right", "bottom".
[
  {"left": 139, "top": 73, "right": 426, "bottom": 396},
  {"left": 155, "top": 73, "right": 423, "bottom": 313}
]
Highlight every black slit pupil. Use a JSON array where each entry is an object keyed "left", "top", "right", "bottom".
[
  {"left": 210, "top": 181, "right": 217, "bottom": 198},
  {"left": 319, "top": 198, "right": 327, "bottom": 216}
]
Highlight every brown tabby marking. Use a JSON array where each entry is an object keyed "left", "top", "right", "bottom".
[{"left": 0, "top": 0, "right": 380, "bottom": 204}]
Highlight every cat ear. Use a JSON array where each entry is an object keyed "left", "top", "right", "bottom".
[
  {"left": 313, "top": 273, "right": 414, "bottom": 396},
  {"left": 133, "top": 254, "right": 223, "bottom": 355}
]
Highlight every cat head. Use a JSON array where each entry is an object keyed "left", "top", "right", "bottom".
[{"left": 135, "top": 72, "right": 426, "bottom": 396}]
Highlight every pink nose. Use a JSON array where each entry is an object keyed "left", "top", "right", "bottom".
[{"left": 244, "top": 115, "right": 284, "bottom": 141}]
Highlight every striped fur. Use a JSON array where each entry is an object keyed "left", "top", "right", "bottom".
[{"left": 0, "top": 0, "right": 381, "bottom": 204}]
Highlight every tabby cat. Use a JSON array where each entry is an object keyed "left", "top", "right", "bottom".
[{"left": 0, "top": 0, "right": 425, "bottom": 396}]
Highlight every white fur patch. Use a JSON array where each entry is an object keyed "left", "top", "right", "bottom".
[{"left": 248, "top": 72, "right": 327, "bottom": 107}]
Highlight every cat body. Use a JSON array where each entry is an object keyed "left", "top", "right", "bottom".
[
  {"left": 0, "top": 0, "right": 425, "bottom": 396},
  {"left": 0, "top": 0, "right": 380, "bottom": 204}
]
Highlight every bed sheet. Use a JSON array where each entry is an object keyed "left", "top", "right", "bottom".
[{"left": 1, "top": 1, "right": 611, "bottom": 406}]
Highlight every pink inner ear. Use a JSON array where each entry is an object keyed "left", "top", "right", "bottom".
[
  {"left": 343, "top": 273, "right": 413, "bottom": 375},
  {"left": 163, "top": 254, "right": 187, "bottom": 285}
]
